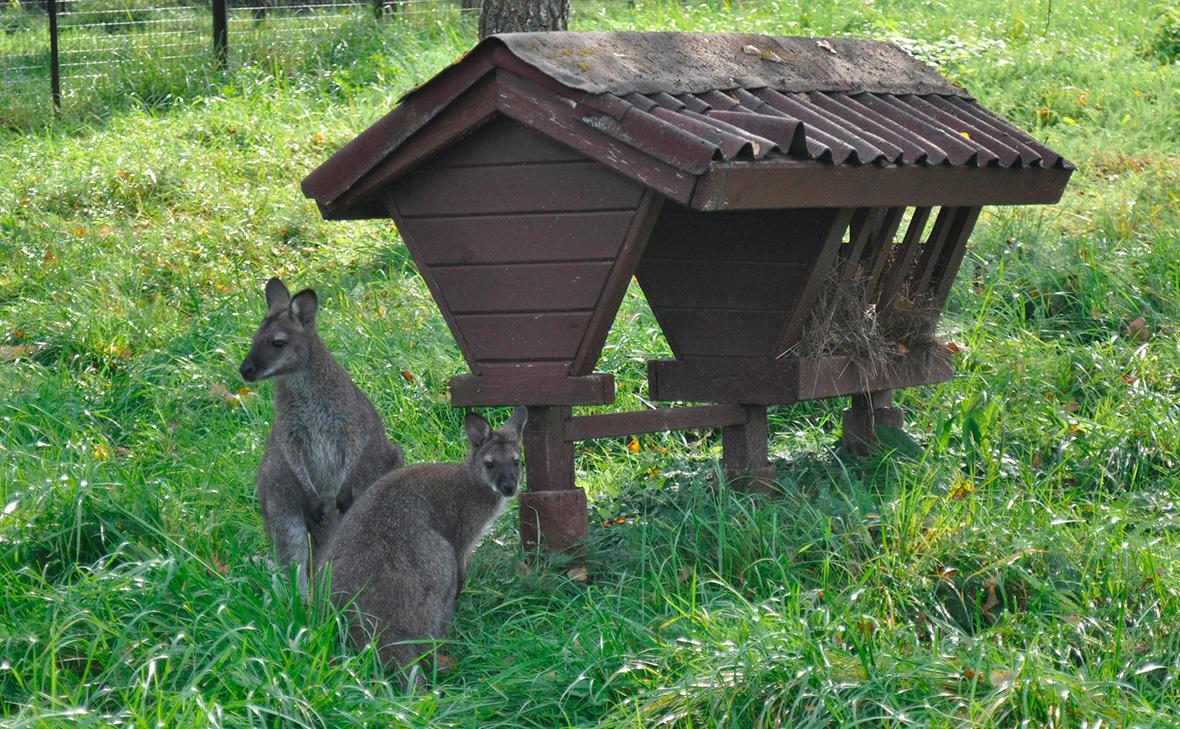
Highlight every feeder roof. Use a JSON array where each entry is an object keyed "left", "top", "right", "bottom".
[{"left": 303, "top": 31, "right": 1072, "bottom": 218}]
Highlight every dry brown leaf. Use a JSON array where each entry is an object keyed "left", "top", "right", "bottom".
[
  {"left": 988, "top": 669, "right": 1012, "bottom": 688},
  {"left": 1126, "top": 316, "right": 1149, "bottom": 341},
  {"left": 400, "top": 369, "right": 415, "bottom": 384},
  {"left": 435, "top": 653, "right": 455, "bottom": 675},
  {"left": 0, "top": 345, "right": 37, "bottom": 361},
  {"left": 566, "top": 565, "right": 588, "bottom": 582},
  {"left": 981, "top": 580, "right": 1000, "bottom": 617}
]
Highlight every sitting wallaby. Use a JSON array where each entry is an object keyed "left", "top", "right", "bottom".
[
  {"left": 240, "top": 277, "right": 405, "bottom": 593},
  {"left": 317, "top": 408, "right": 527, "bottom": 685}
]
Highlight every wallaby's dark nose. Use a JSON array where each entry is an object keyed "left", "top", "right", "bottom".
[
  {"left": 499, "top": 478, "right": 518, "bottom": 497},
  {"left": 239, "top": 360, "right": 256, "bottom": 381}
]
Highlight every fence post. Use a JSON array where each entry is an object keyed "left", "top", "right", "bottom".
[
  {"left": 47, "top": 0, "right": 60, "bottom": 109},
  {"left": 212, "top": 0, "right": 228, "bottom": 70}
]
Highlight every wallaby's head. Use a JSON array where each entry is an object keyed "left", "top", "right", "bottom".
[
  {"left": 239, "top": 277, "right": 320, "bottom": 383},
  {"left": 464, "top": 408, "right": 527, "bottom": 498}
]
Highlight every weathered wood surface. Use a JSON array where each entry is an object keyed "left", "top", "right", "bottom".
[
  {"left": 690, "top": 161, "right": 1074, "bottom": 211},
  {"left": 648, "top": 352, "right": 954, "bottom": 404},
  {"left": 638, "top": 204, "right": 851, "bottom": 359},
  {"left": 385, "top": 120, "right": 650, "bottom": 376},
  {"left": 450, "top": 373, "right": 615, "bottom": 406},
  {"left": 564, "top": 404, "right": 747, "bottom": 442}
]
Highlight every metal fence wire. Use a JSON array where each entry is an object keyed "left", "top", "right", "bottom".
[{"left": 0, "top": 0, "right": 466, "bottom": 109}]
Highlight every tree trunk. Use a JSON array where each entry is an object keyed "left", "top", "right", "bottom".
[{"left": 478, "top": 0, "right": 568, "bottom": 38}]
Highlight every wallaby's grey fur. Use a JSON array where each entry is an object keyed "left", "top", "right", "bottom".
[
  {"left": 240, "top": 277, "right": 405, "bottom": 593},
  {"left": 317, "top": 408, "right": 527, "bottom": 686}
]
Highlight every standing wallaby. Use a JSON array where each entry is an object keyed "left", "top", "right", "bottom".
[
  {"left": 240, "top": 277, "right": 405, "bottom": 594},
  {"left": 317, "top": 408, "right": 527, "bottom": 686}
]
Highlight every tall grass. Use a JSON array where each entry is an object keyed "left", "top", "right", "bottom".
[{"left": 1, "top": 0, "right": 1178, "bottom": 725}]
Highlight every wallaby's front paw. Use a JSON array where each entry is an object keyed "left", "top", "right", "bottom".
[{"left": 308, "top": 499, "right": 326, "bottom": 525}]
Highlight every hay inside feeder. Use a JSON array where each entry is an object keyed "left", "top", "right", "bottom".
[{"left": 791, "top": 262, "right": 949, "bottom": 383}]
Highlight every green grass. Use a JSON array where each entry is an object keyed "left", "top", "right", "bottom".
[{"left": 2, "top": 0, "right": 1179, "bottom": 725}]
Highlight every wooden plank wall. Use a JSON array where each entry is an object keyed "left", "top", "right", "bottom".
[
  {"left": 385, "top": 117, "right": 649, "bottom": 375},
  {"left": 636, "top": 205, "right": 847, "bottom": 359}
]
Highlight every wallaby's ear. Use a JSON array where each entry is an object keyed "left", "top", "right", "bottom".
[
  {"left": 464, "top": 412, "right": 492, "bottom": 450},
  {"left": 503, "top": 406, "right": 528, "bottom": 439},
  {"left": 265, "top": 277, "right": 290, "bottom": 310},
  {"left": 289, "top": 289, "right": 318, "bottom": 326}
]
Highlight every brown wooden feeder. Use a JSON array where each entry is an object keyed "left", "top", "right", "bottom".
[{"left": 302, "top": 32, "right": 1072, "bottom": 552}]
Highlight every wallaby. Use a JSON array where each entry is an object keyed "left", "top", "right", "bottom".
[
  {"left": 317, "top": 408, "right": 527, "bottom": 686},
  {"left": 240, "top": 277, "right": 405, "bottom": 594}
]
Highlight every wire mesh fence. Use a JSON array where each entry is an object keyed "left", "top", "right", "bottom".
[{"left": 0, "top": 0, "right": 468, "bottom": 113}]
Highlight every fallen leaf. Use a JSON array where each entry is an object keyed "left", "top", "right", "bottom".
[
  {"left": 43, "top": 248, "right": 59, "bottom": 264},
  {"left": 312, "top": 133, "right": 325, "bottom": 144},
  {"left": 988, "top": 669, "right": 1012, "bottom": 688},
  {"left": 99, "top": 226, "right": 111, "bottom": 236},
  {"left": 435, "top": 653, "right": 456, "bottom": 675},
  {"left": 815, "top": 39, "right": 838, "bottom": 55},
  {"left": 945, "top": 340, "right": 964, "bottom": 355},
  {"left": 741, "top": 44, "right": 762, "bottom": 56},
  {"left": 1125, "top": 316, "right": 1149, "bottom": 341},
  {"left": 0, "top": 345, "right": 37, "bottom": 361},
  {"left": 678, "top": 567, "right": 692, "bottom": 583},
  {"left": 626, "top": 437, "right": 639, "bottom": 454},
  {"left": 949, "top": 479, "right": 973, "bottom": 500},
  {"left": 566, "top": 565, "right": 588, "bottom": 582},
  {"left": 209, "top": 383, "right": 242, "bottom": 407},
  {"left": 400, "top": 369, "right": 415, "bottom": 384},
  {"left": 935, "top": 566, "right": 959, "bottom": 580},
  {"left": 981, "top": 580, "right": 1000, "bottom": 617},
  {"left": 377, "top": 305, "right": 388, "bottom": 317},
  {"left": 211, "top": 553, "right": 229, "bottom": 576},
  {"left": 1122, "top": 374, "right": 1139, "bottom": 387}
]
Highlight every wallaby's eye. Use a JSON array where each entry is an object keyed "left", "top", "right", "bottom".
[
  {"left": 271, "top": 340, "right": 287, "bottom": 349},
  {"left": 483, "top": 458, "right": 494, "bottom": 469}
]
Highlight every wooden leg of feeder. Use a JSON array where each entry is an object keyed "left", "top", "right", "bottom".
[
  {"left": 722, "top": 404, "right": 778, "bottom": 493},
  {"left": 842, "top": 390, "right": 903, "bottom": 456},
  {"left": 518, "top": 405, "right": 587, "bottom": 554}
]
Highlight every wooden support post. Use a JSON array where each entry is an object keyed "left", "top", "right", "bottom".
[
  {"left": 722, "top": 404, "right": 777, "bottom": 493},
  {"left": 212, "top": 0, "right": 228, "bottom": 70},
  {"left": 47, "top": 0, "right": 60, "bottom": 109},
  {"left": 518, "top": 405, "right": 587, "bottom": 553},
  {"left": 841, "top": 390, "right": 903, "bottom": 456}
]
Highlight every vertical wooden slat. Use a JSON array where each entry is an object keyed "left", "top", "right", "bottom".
[
  {"left": 838, "top": 207, "right": 887, "bottom": 286},
  {"left": 569, "top": 190, "right": 664, "bottom": 375},
  {"left": 878, "top": 205, "right": 932, "bottom": 308},
  {"left": 862, "top": 206, "right": 906, "bottom": 296},
  {"left": 929, "top": 206, "right": 983, "bottom": 308},
  {"left": 772, "top": 207, "right": 855, "bottom": 356},
  {"left": 909, "top": 206, "right": 960, "bottom": 296}
]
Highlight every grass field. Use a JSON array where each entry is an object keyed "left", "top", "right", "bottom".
[{"left": 2, "top": 0, "right": 1179, "bottom": 726}]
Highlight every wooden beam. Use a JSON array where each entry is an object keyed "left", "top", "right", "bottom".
[
  {"left": 690, "top": 159, "right": 1073, "bottom": 211},
  {"left": 450, "top": 373, "right": 615, "bottom": 407},
  {"left": 564, "top": 404, "right": 747, "bottom": 442},
  {"left": 648, "top": 352, "right": 954, "bottom": 404}
]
